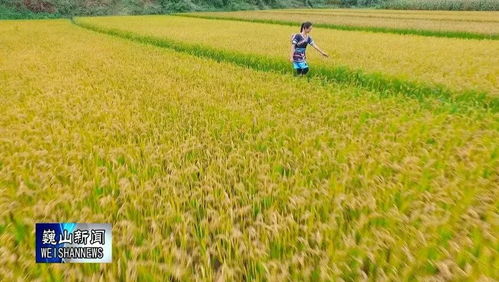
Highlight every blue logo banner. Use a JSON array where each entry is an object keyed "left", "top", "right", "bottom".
[{"left": 35, "top": 223, "right": 112, "bottom": 263}]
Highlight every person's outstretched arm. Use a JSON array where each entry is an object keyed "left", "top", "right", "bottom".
[{"left": 311, "top": 42, "right": 328, "bottom": 57}]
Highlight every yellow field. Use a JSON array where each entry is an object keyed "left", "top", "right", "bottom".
[
  {"left": 76, "top": 15, "right": 499, "bottom": 95},
  {"left": 185, "top": 9, "right": 499, "bottom": 35},
  {"left": 263, "top": 8, "right": 499, "bottom": 22},
  {"left": 1, "top": 15, "right": 498, "bottom": 281}
]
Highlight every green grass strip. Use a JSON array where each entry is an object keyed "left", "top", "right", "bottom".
[
  {"left": 175, "top": 13, "right": 499, "bottom": 41},
  {"left": 72, "top": 17, "right": 498, "bottom": 113}
]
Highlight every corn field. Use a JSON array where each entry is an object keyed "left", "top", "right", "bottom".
[{"left": 0, "top": 8, "right": 498, "bottom": 281}]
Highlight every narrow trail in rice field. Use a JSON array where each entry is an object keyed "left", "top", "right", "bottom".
[{"left": 71, "top": 17, "right": 498, "bottom": 114}]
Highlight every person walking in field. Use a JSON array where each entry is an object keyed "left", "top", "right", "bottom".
[{"left": 290, "top": 21, "right": 328, "bottom": 76}]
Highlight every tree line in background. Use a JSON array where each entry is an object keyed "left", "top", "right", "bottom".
[{"left": 0, "top": 0, "right": 497, "bottom": 19}]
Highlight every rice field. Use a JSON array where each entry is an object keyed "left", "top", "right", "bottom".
[
  {"left": 1, "top": 9, "right": 498, "bottom": 282},
  {"left": 380, "top": 0, "right": 499, "bottom": 11},
  {"left": 275, "top": 8, "right": 499, "bottom": 21},
  {"left": 75, "top": 15, "right": 499, "bottom": 96},
  {"left": 181, "top": 8, "right": 499, "bottom": 37}
]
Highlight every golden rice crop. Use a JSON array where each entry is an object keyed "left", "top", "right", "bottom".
[
  {"left": 380, "top": 0, "right": 499, "bottom": 11},
  {"left": 275, "top": 8, "right": 499, "bottom": 22},
  {"left": 77, "top": 15, "right": 499, "bottom": 95},
  {"left": 184, "top": 9, "right": 499, "bottom": 35},
  {"left": 1, "top": 19, "right": 498, "bottom": 281}
]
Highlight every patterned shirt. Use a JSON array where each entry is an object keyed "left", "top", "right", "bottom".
[{"left": 291, "top": 33, "right": 314, "bottom": 62}]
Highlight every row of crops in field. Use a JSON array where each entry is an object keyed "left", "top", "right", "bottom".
[
  {"left": 74, "top": 15, "right": 498, "bottom": 99},
  {"left": 180, "top": 9, "right": 499, "bottom": 39},
  {"left": 0, "top": 8, "right": 498, "bottom": 281}
]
